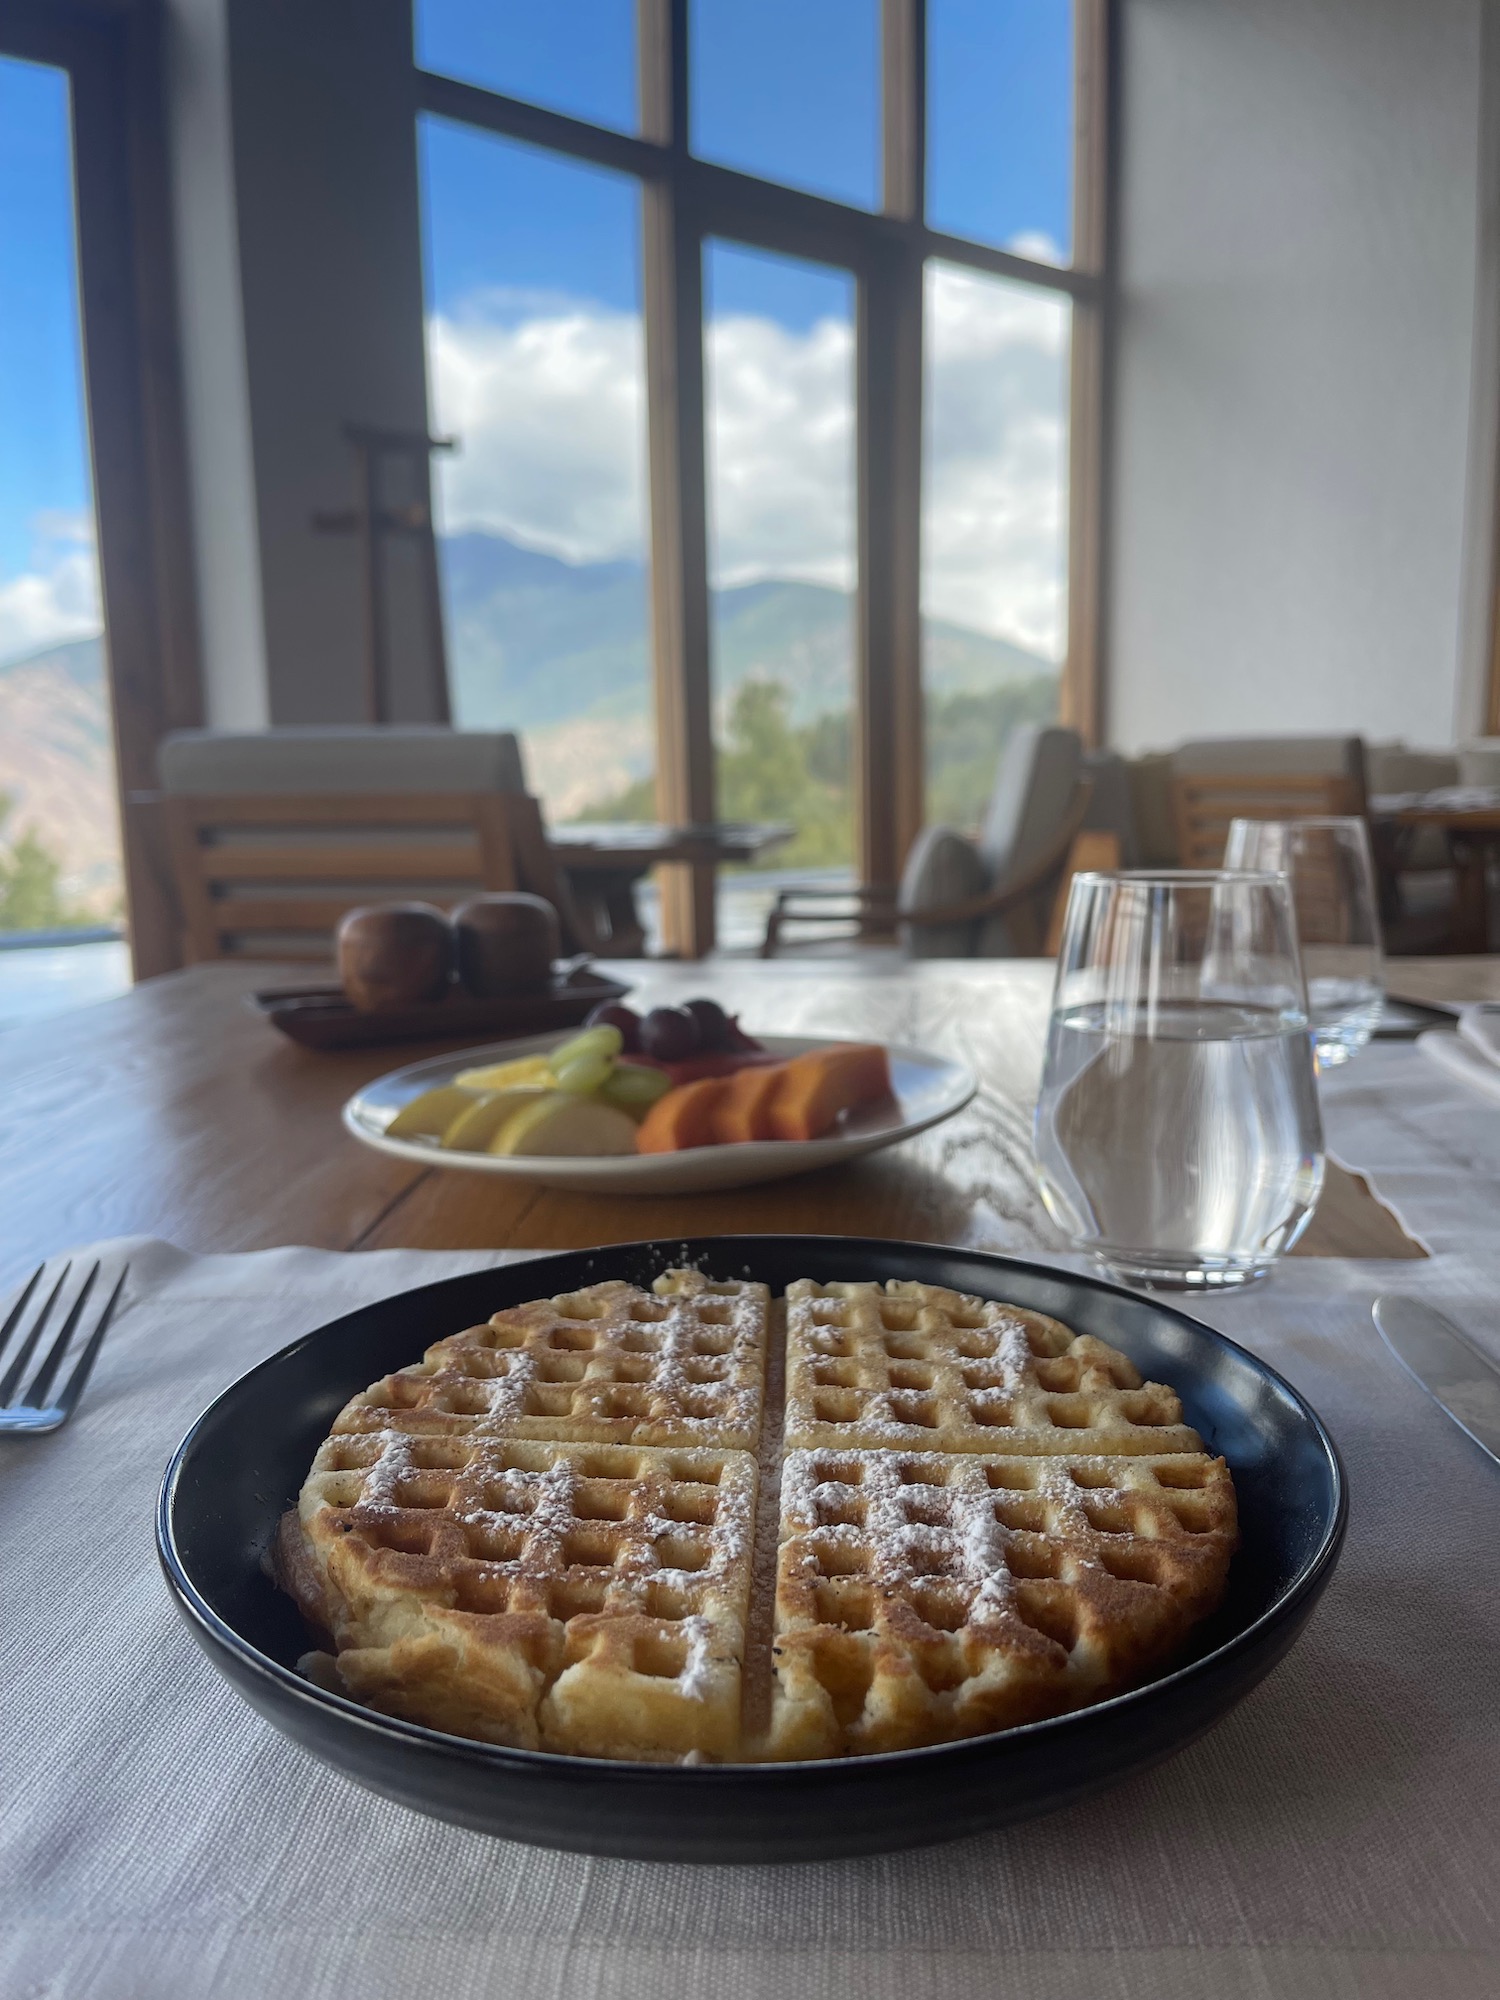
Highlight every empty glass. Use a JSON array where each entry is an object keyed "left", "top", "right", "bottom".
[
  {"left": 1223, "top": 817, "right": 1384, "bottom": 1067},
  {"left": 1033, "top": 871, "right": 1325, "bottom": 1289}
]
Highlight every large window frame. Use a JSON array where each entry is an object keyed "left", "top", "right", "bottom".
[
  {"left": 417, "top": 0, "right": 1113, "bottom": 954},
  {"left": 0, "top": 0, "right": 203, "bottom": 979}
]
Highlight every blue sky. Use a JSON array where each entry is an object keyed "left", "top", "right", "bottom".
[
  {"left": 0, "top": 57, "right": 91, "bottom": 581},
  {"left": 418, "top": 0, "right": 1073, "bottom": 327},
  {"left": 1, "top": 6, "right": 1072, "bottom": 655}
]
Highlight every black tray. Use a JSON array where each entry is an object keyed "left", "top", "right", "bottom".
[
  {"left": 249, "top": 964, "right": 630, "bottom": 1050},
  {"left": 157, "top": 1238, "right": 1346, "bottom": 1864}
]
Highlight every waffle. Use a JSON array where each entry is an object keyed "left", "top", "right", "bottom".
[
  {"left": 279, "top": 1268, "right": 1238, "bottom": 1764},
  {"left": 783, "top": 1279, "right": 1203, "bottom": 1458},
  {"left": 767, "top": 1447, "right": 1237, "bottom": 1757},
  {"left": 335, "top": 1271, "right": 767, "bottom": 1453},
  {"left": 289, "top": 1431, "right": 756, "bottom": 1760}
]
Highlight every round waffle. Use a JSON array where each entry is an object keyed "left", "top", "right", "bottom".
[{"left": 281, "top": 1270, "right": 1237, "bottom": 1763}]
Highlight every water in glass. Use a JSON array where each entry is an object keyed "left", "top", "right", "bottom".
[
  {"left": 1223, "top": 817, "right": 1384, "bottom": 1067},
  {"left": 1033, "top": 873, "right": 1325, "bottom": 1289}
]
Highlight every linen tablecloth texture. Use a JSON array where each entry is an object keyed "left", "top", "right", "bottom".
[{"left": 3, "top": 1044, "right": 1500, "bottom": 2000}]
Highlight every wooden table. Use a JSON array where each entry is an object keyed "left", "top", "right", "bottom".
[
  {"left": 2, "top": 954, "right": 1494, "bottom": 1292},
  {"left": 552, "top": 821, "right": 792, "bottom": 955},
  {"left": 1372, "top": 800, "right": 1500, "bottom": 951}
]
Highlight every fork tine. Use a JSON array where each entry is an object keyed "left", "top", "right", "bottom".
[
  {"left": 0, "top": 1265, "right": 44, "bottom": 1368},
  {"left": 56, "top": 1266, "right": 128, "bottom": 1417},
  {"left": 22, "top": 1263, "right": 99, "bottom": 1409},
  {"left": 0, "top": 1265, "right": 70, "bottom": 1404}
]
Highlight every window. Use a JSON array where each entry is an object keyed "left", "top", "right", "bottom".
[
  {"left": 418, "top": 118, "right": 655, "bottom": 829},
  {"left": 0, "top": 51, "right": 126, "bottom": 982},
  {"left": 414, "top": 0, "right": 1108, "bottom": 953}
]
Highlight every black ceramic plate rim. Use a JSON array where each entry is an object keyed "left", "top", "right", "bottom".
[{"left": 157, "top": 1237, "right": 1348, "bottom": 1781}]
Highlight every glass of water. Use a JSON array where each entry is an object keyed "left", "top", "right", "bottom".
[
  {"left": 1223, "top": 817, "right": 1384, "bottom": 1067},
  {"left": 1033, "top": 871, "right": 1325, "bottom": 1290}
]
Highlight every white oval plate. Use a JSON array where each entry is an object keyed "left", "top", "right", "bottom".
[{"left": 343, "top": 1032, "right": 977, "bottom": 1195}]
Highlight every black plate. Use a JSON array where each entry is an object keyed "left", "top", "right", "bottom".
[{"left": 157, "top": 1237, "right": 1346, "bottom": 1864}]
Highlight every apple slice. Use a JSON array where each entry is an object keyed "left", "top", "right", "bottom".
[
  {"left": 441, "top": 1088, "right": 552, "bottom": 1151},
  {"left": 490, "top": 1091, "right": 640, "bottom": 1157},
  {"left": 385, "top": 1083, "right": 480, "bottom": 1140}
]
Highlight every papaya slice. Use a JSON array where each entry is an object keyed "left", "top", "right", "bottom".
[
  {"left": 712, "top": 1061, "right": 789, "bottom": 1145},
  {"left": 634, "top": 1076, "right": 732, "bottom": 1154},
  {"left": 767, "top": 1044, "right": 894, "bottom": 1143}
]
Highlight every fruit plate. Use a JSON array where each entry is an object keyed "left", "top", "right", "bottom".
[
  {"left": 341, "top": 1033, "right": 978, "bottom": 1193},
  {"left": 157, "top": 1236, "right": 1347, "bottom": 1863}
]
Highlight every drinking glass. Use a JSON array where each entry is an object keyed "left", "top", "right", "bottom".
[
  {"left": 1223, "top": 817, "right": 1384, "bottom": 1067},
  {"left": 1033, "top": 871, "right": 1325, "bottom": 1289}
]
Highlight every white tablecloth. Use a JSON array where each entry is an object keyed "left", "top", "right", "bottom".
[{"left": 3, "top": 1044, "right": 1499, "bottom": 2000}]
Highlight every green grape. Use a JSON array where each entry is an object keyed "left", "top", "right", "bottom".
[
  {"left": 550, "top": 1024, "right": 624, "bottom": 1071},
  {"left": 554, "top": 1050, "right": 616, "bottom": 1096},
  {"left": 598, "top": 1064, "right": 673, "bottom": 1115}
]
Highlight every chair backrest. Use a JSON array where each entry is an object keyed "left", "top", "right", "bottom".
[
  {"left": 1169, "top": 770, "right": 1362, "bottom": 870},
  {"left": 153, "top": 789, "right": 587, "bottom": 964},
  {"left": 1173, "top": 734, "right": 1366, "bottom": 783},
  {"left": 972, "top": 725, "right": 1083, "bottom": 955},
  {"left": 1458, "top": 740, "right": 1500, "bottom": 789},
  {"left": 1080, "top": 749, "right": 1139, "bottom": 866},
  {"left": 1366, "top": 743, "right": 1460, "bottom": 797},
  {"left": 975, "top": 724, "right": 1084, "bottom": 877},
  {"left": 157, "top": 726, "right": 528, "bottom": 797}
]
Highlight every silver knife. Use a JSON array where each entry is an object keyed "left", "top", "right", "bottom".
[{"left": 1373, "top": 1296, "right": 1500, "bottom": 1468}]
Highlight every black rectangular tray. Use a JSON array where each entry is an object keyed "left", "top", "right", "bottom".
[{"left": 249, "top": 964, "right": 630, "bottom": 1050}]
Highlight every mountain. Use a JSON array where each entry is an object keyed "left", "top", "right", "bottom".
[
  {"left": 0, "top": 531, "right": 1058, "bottom": 888},
  {"left": 0, "top": 634, "right": 122, "bottom": 916},
  {"left": 440, "top": 530, "right": 1056, "bottom": 815},
  {"left": 442, "top": 530, "right": 1053, "bottom": 732}
]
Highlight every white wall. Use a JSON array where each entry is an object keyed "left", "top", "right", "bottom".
[
  {"left": 164, "top": 0, "right": 267, "bottom": 730},
  {"left": 164, "top": 0, "right": 440, "bottom": 729},
  {"left": 1109, "top": 0, "right": 1489, "bottom": 752}
]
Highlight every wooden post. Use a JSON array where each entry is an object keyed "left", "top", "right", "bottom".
[
  {"left": 639, "top": 0, "right": 716, "bottom": 955},
  {"left": 856, "top": 0, "right": 926, "bottom": 897}
]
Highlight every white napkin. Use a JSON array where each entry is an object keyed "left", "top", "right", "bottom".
[
  {"left": 1417, "top": 1025, "right": 1500, "bottom": 1106},
  {"left": 1459, "top": 1003, "right": 1500, "bottom": 1068}
]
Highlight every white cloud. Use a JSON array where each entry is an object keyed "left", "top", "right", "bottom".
[
  {"left": 426, "top": 262, "right": 1069, "bottom": 657},
  {"left": 0, "top": 515, "right": 102, "bottom": 664},
  {"left": 704, "top": 314, "right": 855, "bottom": 591},
  {"left": 427, "top": 302, "right": 648, "bottom": 564},
  {"left": 923, "top": 262, "right": 1070, "bottom": 659}
]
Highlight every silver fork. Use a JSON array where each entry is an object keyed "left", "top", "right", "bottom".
[{"left": 0, "top": 1262, "right": 129, "bottom": 1436}]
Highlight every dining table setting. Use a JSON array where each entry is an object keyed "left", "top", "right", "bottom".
[{"left": 4, "top": 837, "right": 1500, "bottom": 1999}]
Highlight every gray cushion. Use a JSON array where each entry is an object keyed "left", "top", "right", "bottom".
[
  {"left": 1173, "top": 735, "right": 1366, "bottom": 789},
  {"left": 157, "top": 727, "right": 528, "bottom": 796},
  {"left": 1366, "top": 744, "right": 1460, "bottom": 795},
  {"left": 1458, "top": 741, "right": 1500, "bottom": 788},
  {"left": 1081, "top": 749, "right": 1138, "bottom": 866},
  {"left": 976, "top": 724, "right": 1083, "bottom": 878},
  {"left": 897, "top": 824, "right": 988, "bottom": 957}
]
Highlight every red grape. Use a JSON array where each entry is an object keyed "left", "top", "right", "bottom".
[
  {"left": 584, "top": 1001, "right": 642, "bottom": 1051},
  {"left": 683, "top": 998, "right": 732, "bottom": 1050},
  {"left": 640, "top": 1005, "right": 700, "bottom": 1061}
]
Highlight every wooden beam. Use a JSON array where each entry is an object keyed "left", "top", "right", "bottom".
[
  {"left": 639, "top": 0, "right": 715, "bottom": 955},
  {"left": 1058, "top": 0, "right": 1115, "bottom": 749},
  {"left": 2, "top": 1, "right": 206, "bottom": 980}
]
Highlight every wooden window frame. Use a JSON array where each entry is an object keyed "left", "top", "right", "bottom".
[
  {"left": 415, "top": 0, "right": 1113, "bottom": 954},
  {"left": 0, "top": 0, "right": 203, "bottom": 978}
]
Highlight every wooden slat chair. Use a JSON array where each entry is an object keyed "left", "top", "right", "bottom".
[
  {"left": 142, "top": 727, "right": 592, "bottom": 964},
  {"left": 1169, "top": 733, "right": 1367, "bottom": 869},
  {"left": 1170, "top": 771, "right": 1364, "bottom": 869}
]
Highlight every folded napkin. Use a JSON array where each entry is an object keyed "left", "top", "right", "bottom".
[
  {"left": 1419, "top": 1008, "right": 1500, "bottom": 1107},
  {"left": 4, "top": 1235, "right": 1500, "bottom": 2000}
]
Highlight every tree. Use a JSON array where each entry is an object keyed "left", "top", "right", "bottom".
[{"left": 0, "top": 795, "right": 81, "bottom": 931}]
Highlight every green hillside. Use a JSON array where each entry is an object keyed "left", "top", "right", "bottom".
[{"left": 441, "top": 531, "right": 1054, "bottom": 735}]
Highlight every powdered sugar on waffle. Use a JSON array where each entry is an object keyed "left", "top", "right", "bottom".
[{"left": 781, "top": 1451, "right": 1102, "bottom": 1619}]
